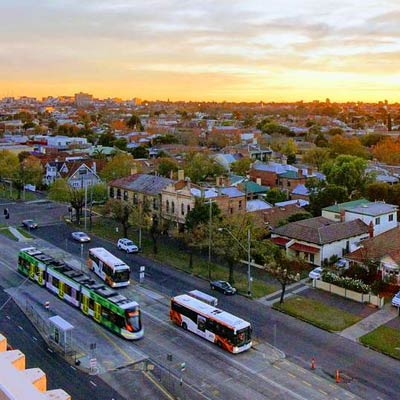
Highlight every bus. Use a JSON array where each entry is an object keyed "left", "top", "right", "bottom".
[
  {"left": 188, "top": 290, "right": 218, "bottom": 306},
  {"left": 170, "top": 294, "right": 252, "bottom": 353},
  {"left": 18, "top": 247, "right": 144, "bottom": 340},
  {"left": 87, "top": 247, "right": 130, "bottom": 288}
]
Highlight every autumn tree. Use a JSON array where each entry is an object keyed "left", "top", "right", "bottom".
[
  {"left": 371, "top": 137, "right": 400, "bottom": 165},
  {"left": 328, "top": 135, "right": 369, "bottom": 158},
  {"left": 100, "top": 152, "right": 138, "bottom": 182}
]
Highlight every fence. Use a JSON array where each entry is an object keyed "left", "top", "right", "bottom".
[{"left": 313, "top": 280, "right": 384, "bottom": 308}]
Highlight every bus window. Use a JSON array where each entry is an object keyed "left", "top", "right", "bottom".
[
  {"left": 113, "top": 269, "right": 130, "bottom": 283},
  {"left": 126, "top": 308, "right": 141, "bottom": 332}
]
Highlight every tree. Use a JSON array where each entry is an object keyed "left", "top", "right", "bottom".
[
  {"left": 306, "top": 179, "right": 349, "bottom": 216},
  {"left": 360, "top": 133, "right": 385, "bottom": 148},
  {"left": 263, "top": 249, "right": 307, "bottom": 303},
  {"left": 328, "top": 135, "right": 369, "bottom": 158},
  {"left": 302, "top": 148, "right": 331, "bottom": 170},
  {"left": 48, "top": 179, "right": 85, "bottom": 225},
  {"left": 104, "top": 199, "right": 133, "bottom": 237},
  {"left": 126, "top": 114, "right": 143, "bottom": 131},
  {"left": 322, "top": 155, "right": 370, "bottom": 195},
  {"left": 371, "top": 137, "right": 400, "bottom": 165},
  {"left": 213, "top": 214, "right": 261, "bottom": 285},
  {"left": 314, "top": 133, "right": 328, "bottom": 147},
  {"left": 185, "top": 198, "right": 221, "bottom": 231},
  {"left": 230, "top": 157, "right": 252, "bottom": 176},
  {"left": 130, "top": 145, "right": 149, "bottom": 159},
  {"left": 156, "top": 158, "right": 179, "bottom": 178},
  {"left": 100, "top": 153, "right": 137, "bottom": 182},
  {"left": 114, "top": 137, "right": 128, "bottom": 151},
  {"left": 184, "top": 153, "right": 225, "bottom": 184},
  {"left": 364, "top": 182, "right": 390, "bottom": 202},
  {"left": 128, "top": 200, "right": 152, "bottom": 249},
  {"left": 265, "top": 188, "right": 287, "bottom": 205},
  {"left": 326, "top": 127, "right": 344, "bottom": 136},
  {"left": 98, "top": 132, "right": 116, "bottom": 147}
]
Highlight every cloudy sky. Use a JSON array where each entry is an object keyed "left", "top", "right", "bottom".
[{"left": 1, "top": 0, "right": 400, "bottom": 102}]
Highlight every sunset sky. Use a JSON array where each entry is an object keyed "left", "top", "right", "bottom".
[{"left": 2, "top": 0, "right": 400, "bottom": 102}]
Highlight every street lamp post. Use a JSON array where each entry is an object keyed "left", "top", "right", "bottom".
[{"left": 219, "top": 227, "right": 252, "bottom": 297}]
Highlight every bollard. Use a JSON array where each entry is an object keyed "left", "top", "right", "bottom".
[
  {"left": 336, "top": 369, "right": 340, "bottom": 383},
  {"left": 44, "top": 301, "right": 50, "bottom": 312},
  {"left": 311, "top": 357, "right": 315, "bottom": 370}
]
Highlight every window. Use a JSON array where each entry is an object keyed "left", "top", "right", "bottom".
[
  {"left": 181, "top": 203, "right": 185, "bottom": 216},
  {"left": 375, "top": 217, "right": 381, "bottom": 225},
  {"left": 310, "top": 254, "right": 314, "bottom": 263},
  {"left": 230, "top": 208, "right": 233, "bottom": 214},
  {"left": 133, "top": 193, "right": 138, "bottom": 205},
  {"left": 110, "top": 187, "right": 114, "bottom": 197},
  {"left": 238, "top": 200, "right": 242, "bottom": 210},
  {"left": 79, "top": 169, "right": 87, "bottom": 175},
  {"left": 187, "top": 205, "right": 190, "bottom": 213},
  {"left": 153, "top": 198, "right": 158, "bottom": 210},
  {"left": 123, "top": 191, "right": 128, "bottom": 201},
  {"left": 116, "top": 189, "right": 121, "bottom": 199},
  {"left": 171, "top": 202, "right": 175, "bottom": 213},
  {"left": 166, "top": 200, "right": 170, "bottom": 213},
  {"left": 389, "top": 214, "right": 394, "bottom": 222}
]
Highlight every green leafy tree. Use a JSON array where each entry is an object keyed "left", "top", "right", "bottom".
[
  {"left": 130, "top": 145, "right": 149, "bottom": 159},
  {"left": 104, "top": 199, "right": 133, "bottom": 237},
  {"left": 322, "top": 155, "right": 371, "bottom": 195},
  {"left": 184, "top": 153, "right": 225, "bottom": 184},
  {"left": 100, "top": 153, "right": 137, "bottom": 182},
  {"left": 114, "top": 137, "right": 128, "bottom": 151},
  {"left": 364, "top": 182, "right": 390, "bottom": 202},
  {"left": 157, "top": 158, "right": 179, "bottom": 178},
  {"left": 314, "top": 133, "right": 328, "bottom": 147},
  {"left": 265, "top": 188, "right": 287, "bottom": 205},
  {"left": 302, "top": 148, "right": 331, "bottom": 170},
  {"left": 230, "top": 157, "right": 252, "bottom": 176},
  {"left": 98, "top": 132, "right": 116, "bottom": 147},
  {"left": 126, "top": 114, "right": 143, "bottom": 131},
  {"left": 326, "top": 127, "right": 344, "bottom": 136}
]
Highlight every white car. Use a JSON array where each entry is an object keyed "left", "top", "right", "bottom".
[
  {"left": 309, "top": 267, "right": 323, "bottom": 280},
  {"left": 117, "top": 238, "right": 139, "bottom": 253},
  {"left": 392, "top": 292, "right": 400, "bottom": 307},
  {"left": 71, "top": 231, "right": 91, "bottom": 243}
]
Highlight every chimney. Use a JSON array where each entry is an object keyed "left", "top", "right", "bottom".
[
  {"left": 92, "top": 161, "right": 96, "bottom": 173},
  {"left": 339, "top": 208, "right": 345, "bottom": 222},
  {"left": 178, "top": 169, "right": 185, "bottom": 181},
  {"left": 307, "top": 167, "right": 313, "bottom": 176},
  {"left": 368, "top": 221, "right": 374, "bottom": 238},
  {"left": 216, "top": 176, "right": 222, "bottom": 186},
  {"left": 256, "top": 178, "right": 261, "bottom": 185},
  {"left": 130, "top": 164, "right": 138, "bottom": 175}
]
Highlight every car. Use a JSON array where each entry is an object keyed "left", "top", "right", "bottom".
[
  {"left": 308, "top": 267, "right": 323, "bottom": 280},
  {"left": 71, "top": 231, "right": 91, "bottom": 242},
  {"left": 210, "top": 280, "right": 237, "bottom": 295},
  {"left": 22, "top": 219, "right": 38, "bottom": 229},
  {"left": 335, "top": 258, "right": 349, "bottom": 269},
  {"left": 117, "top": 238, "right": 139, "bottom": 253},
  {"left": 392, "top": 292, "right": 400, "bottom": 307}
]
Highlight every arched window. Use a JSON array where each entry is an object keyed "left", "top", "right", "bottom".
[
  {"left": 171, "top": 201, "right": 175, "bottom": 214},
  {"left": 181, "top": 203, "right": 185, "bottom": 216},
  {"left": 123, "top": 191, "right": 128, "bottom": 201},
  {"left": 187, "top": 204, "right": 191, "bottom": 214},
  {"left": 116, "top": 189, "right": 121, "bottom": 199},
  {"left": 110, "top": 187, "right": 114, "bottom": 198},
  {"left": 166, "top": 200, "right": 169, "bottom": 213}
]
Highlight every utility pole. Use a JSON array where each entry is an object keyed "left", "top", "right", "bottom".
[
  {"left": 208, "top": 199, "right": 213, "bottom": 281},
  {"left": 247, "top": 228, "right": 251, "bottom": 297},
  {"left": 84, "top": 183, "right": 88, "bottom": 231}
]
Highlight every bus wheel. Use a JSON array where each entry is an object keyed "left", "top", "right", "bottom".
[
  {"left": 217, "top": 341, "right": 222, "bottom": 348},
  {"left": 182, "top": 322, "right": 187, "bottom": 330}
]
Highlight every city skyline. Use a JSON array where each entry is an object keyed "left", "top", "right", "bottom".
[{"left": 2, "top": 0, "right": 400, "bottom": 102}]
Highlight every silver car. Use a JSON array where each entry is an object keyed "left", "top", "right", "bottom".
[
  {"left": 22, "top": 219, "right": 38, "bottom": 229},
  {"left": 71, "top": 231, "right": 91, "bottom": 242}
]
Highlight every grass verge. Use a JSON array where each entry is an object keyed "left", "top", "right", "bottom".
[
  {"left": 273, "top": 295, "right": 362, "bottom": 332},
  {"left": 85, "top": 216, "right": 277, "bottom": 298},
  {"left": 360, "top": 325, "right": 400, "bottom": 359},
  {"left": 0, "top": 226, "right": 17, "bottom": 241}
]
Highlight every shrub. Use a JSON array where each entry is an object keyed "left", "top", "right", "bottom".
[{"left": 322, "top": 271, "right": 371, "bottom": 294}]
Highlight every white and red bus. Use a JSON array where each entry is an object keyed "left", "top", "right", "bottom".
[
  {"left": 170, "top": 294, "right": 252, "bottom": 353},
  {"left": 87, "top": 247, "right": 130, "bottom": 288}
]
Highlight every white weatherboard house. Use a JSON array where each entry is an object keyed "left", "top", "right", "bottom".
[{"left": 322, "top": 199, "right": 397, "bottom": 237}]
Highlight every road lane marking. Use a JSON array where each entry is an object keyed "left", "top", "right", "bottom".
[
  {"left": 90, "top": 380, "right": 97, "bottom": 387},
  {"left": 272, "top": 365, "right": 281, "bottom": 370},
  {"left": 47, "top": 348, "right": 53, "bottom": 353},
  {"left": 70, "top": 366, "right": 76, "bottom": 371},
  {"left": 319, "top": 389, "right": 328, "bottom": 395},
  {"left": 287, "top": 372, "right": 296, "bottom": 379},
  {"left": 143, "top": 309, "right": 309, "bottom": 400},
  {"left": 302, "top": 380, "right": 312, "bottom": 387},
  {"left": 6, "top": 315, "right": 10, "bottom": 320},
  {"left": 32, "top": 336, "right": 37, "bottom": 341},
  {"left": 18, "top": 325, "right": 23, "bottom": 330},
  {"left": 143, "top": 371, "right": 175, "bottom": 400}
]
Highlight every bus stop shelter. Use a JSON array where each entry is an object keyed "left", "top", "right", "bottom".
[{"left": 48, "top": 315, "right": 74, "bottom": 355}]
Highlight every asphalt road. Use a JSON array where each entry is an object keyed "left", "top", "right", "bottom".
[
  {"left": 2, "top": 199, "right": 400, "bottom": 399},
  {"left": 0, "top": 287, "right": 125, "bottom": 400}
]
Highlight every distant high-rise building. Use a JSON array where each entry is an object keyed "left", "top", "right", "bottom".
[{"left": 74, "top": 92, "right": 93, "bottom": 108}]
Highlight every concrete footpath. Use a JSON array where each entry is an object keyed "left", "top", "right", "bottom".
[
  {"left": 257, "top": 278, "right": 309, "bottom": 306},
  {"left": 340, "top": 302, "right": 398, "bottom": 341}
]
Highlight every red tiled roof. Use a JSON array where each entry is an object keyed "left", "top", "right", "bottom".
[
  {"left": 289, "top": 242, "right": 320, "bottom": 254},
  {"left": 271, "top": 237, "right": 290, "bottom": 246}
]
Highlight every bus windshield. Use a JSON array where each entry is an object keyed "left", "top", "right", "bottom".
[
  {"left": 126, "top": 308, "right": 141, "bottom": 332},
  {"left": 113, "top": 269, "right": 130, "bottom": 283},
  {"left": 234, "top": 327, "right": 252, "bottom": 346}
]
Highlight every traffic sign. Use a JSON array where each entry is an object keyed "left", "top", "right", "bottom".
[{"left": 180, "top": 362, "right": 186, "bottom": 372}]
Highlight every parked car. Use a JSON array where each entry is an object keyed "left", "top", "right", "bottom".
[
  {"left": 335, "top": 258, "right": 349, "bottom": 270},
  {"left": 22, "top": 219, "right": 38, "bottom": 229},
  {"left": 71, "top": 231, "right": 91, "bottom": 242},
  {"left": 117, "top": 238, "right": 139, "bottom": 253},
  {"left": 392, "top": 292, "right": 400, "bottom": 307},
  {"left": 210, "top": 280, "right": 237, "bottom": 295},
  {"left": 308, "top": 267, "right": 323, "bottom": 280}
]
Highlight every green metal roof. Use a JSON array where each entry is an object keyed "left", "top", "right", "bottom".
[
  {"left": 278, "top": 170, "right": 299, "bottom": 179},
  {"left": 322, "top": 198, "right": 369, "bottom": 213},
  {"left": 243, "top": 180, "right": 269, "bottom": 194}
]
